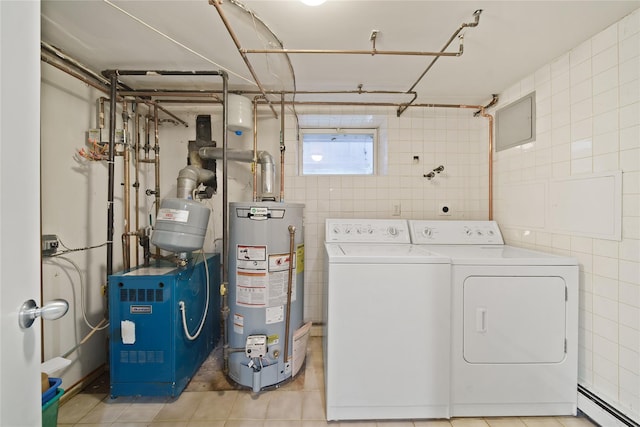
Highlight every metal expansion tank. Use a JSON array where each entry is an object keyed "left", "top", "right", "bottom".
[{"left": 227, "top": 201, "right": 305, "bottom": 390}]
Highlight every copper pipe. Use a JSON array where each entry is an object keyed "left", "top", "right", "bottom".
[
  {"left": 279, "top": 93, "right": 285, "bottom": 202},
  {"left": 99, "top": 98, "right": 106, "bottom": 130},
  {"left": 43, "top": 54, "right": 187, "bottom": 128},
  {"left": 480, "top": 108, "right": 495, "bottom": 220},
  {"left": 42, "top": 41, "right": 111, "bottom": 86},
  {"left": 122, "top": 100, "right": 131, "bottom": 270},
  {"left": 474, "top": 94, "right": 499, "bottom": 117},
  {"left": 252, "top": 97, "right": 259, "bottom": 202},
  {"left": 123, "top": 88, "right": 415, "bottom": 98},
  {"left": 144, "top": 115, "right": 150, "bottom": 160},
  {"left": 139, "top": 158, "right": 157, "bottom": 164},
  {"left": 135, "top": 98, "right": 188, "bottom": 128},
  {"left": 254, "top": 100, "right": 485, "bottom": 109},
  {"left": 398, "top": 9, "right": 482, "bottom": 116},
  {"left": 41, "top": 54, "right": 110, "bottom": 95},
  {"left": 242, "top": 46, "right": 463, "bottom": 57},
  {"left": 210, "top": 0, "right": 278, "bottom": 118}
]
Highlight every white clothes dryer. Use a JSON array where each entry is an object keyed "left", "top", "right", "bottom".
[
  {"left": 409, "top": 220, "right": 579, "bottom": 417},
  {"left": 324, "top": 219, "right": 451, "bottom": 421}
]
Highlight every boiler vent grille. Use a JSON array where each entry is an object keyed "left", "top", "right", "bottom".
[
  {"left": 120, "top": 350, "right": 165, "bottom": 364},
  {"left": 120, "top": 288, "right": 164, "bottom": 303}
]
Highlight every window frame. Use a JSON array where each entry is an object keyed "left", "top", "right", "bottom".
[{"left": 299, "top": 127, "right": 378, "bottom": 176}]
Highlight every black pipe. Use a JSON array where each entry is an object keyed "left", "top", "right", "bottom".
[
  {"left": 106, "top": 71, "right": 117, "bottom": 278},
  {"left": 102, "top": 69, "right": 225, "bottom": 77}
]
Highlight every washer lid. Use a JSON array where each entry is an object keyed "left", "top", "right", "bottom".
[
  {"left": 425, "top": 244, "right": 578, "bottom": 266},
  {"left": 325, "top": 243, "right": 449, "bottom": 264}
]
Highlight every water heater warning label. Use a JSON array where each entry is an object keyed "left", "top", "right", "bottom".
[
  {"left": 268, "top": 253, "right": 297, "bottom": 306},
  {"left": 233, "top": 313, "right": 244, "bottom": 334},
  {"left": 235, "top": 244, "right": 299, "bottom": 309},
  {"left": 236, "top": 245, "right": 268, "bottom": 307}
]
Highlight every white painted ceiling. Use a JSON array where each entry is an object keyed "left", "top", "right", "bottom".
[{"left": 41, "top": 0, "right": 639, "bottom": 107}]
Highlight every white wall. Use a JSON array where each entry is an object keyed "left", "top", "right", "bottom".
[
  {"left": 41, "top": 65, "right": 124, "bottom": 388},
  {"left": 279, "top": 105, "right": 488, "bottom": 321},
  {"left": 492, "top": 8, "right": 640, "bottom": 422}
]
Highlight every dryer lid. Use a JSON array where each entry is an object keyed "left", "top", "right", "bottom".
[{"left": 425, "top": 244, "right": 578, "bottom": 266}]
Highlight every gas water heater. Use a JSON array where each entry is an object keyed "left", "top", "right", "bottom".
[{"left": 227, "top": 201, "right": 305, "bottom": 391}]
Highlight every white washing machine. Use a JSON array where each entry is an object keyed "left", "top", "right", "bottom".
[
  {"left": 324, "top": 219, "right": 451, "bottom": 421},
  {"left": 409, "top": 220, "right": 579, "bottom": 417}
]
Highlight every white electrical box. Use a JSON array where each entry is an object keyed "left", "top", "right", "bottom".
[{"left": 245, "top": 335, "right": 268, "bottom": 358}]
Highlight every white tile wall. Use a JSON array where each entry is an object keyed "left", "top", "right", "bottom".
[
  {"left": 283, "top": 105, "right": 488, "bottom": 325},
  {"left": 492, "top": 8, "right": 640, "bottom": 422}
]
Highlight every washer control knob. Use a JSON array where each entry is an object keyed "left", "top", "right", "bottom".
[
  {"left": 387, "top": 226, "right": 398, "bottom": 236},
  {"left": 422, "top": 227, "right": 433, "bottom": 238}
]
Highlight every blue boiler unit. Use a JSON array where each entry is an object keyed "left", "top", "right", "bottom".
[{"left": 108, "top": 253, "right": 220, "bottom": 398}]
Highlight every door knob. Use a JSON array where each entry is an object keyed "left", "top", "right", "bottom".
[{"left": 18, "top": 299, "right": 69, "bottom": 329}]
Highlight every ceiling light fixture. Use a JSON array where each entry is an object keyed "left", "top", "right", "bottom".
[{"left": 300, "top": 0, "right": 326, "bottom": 6}]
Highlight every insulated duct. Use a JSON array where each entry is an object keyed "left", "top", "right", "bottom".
[
  {"left": 198, "top": 147, "right": 275, "bottom": 199},
  {"left": 177, "top": 165, "right": 216, "bottom": 199}
]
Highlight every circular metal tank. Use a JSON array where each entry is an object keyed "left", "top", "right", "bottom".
[
  {"left": 228, "top": 201, "right": 305, "bottom": 390},
  {"left": 151, "top": 198, "right": 210, "bottom": 253}
]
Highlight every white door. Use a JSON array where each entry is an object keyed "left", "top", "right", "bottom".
[{"left": 0, "top": 2, "right": 42, "bottom": 426}]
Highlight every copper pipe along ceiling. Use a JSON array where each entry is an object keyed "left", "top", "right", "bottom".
[
  {"left": 41, "top": 52, "right": 188, "bottom": 128},
  {"left": 42, "top": 41, "right": 111, "bottom": 87},
  {"left": 398, "top": 9, "right": 482, "bottom": 116},
  {"left": 241, "top": 46, "right": 463, "bottom": 57},
  {"left": 41, "top": 54, "right": 110, "bottom": 95},
  {"left": 210, "top": 0, "right": 278, "bottom": 118}
]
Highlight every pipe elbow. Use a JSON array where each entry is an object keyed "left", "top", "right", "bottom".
[
  {"left": 176, "top": 166, "right": 216, "bottom": 199},
  {"left": 257, "top": 151, "right": 274, "bottom": 166}
]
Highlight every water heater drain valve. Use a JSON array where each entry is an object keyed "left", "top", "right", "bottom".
[{"left": 245, "top": 335, "right": 268, "bottom": 358}]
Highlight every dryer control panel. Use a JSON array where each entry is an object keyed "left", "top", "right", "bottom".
[
  {"left": 409, "top": 220, "right": 504, "bottom": 245},
  {"left": 325, "top": 219, "right": 410, "bottom": 243}
]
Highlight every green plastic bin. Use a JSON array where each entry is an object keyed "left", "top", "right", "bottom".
[{"left": 42, "top": 388, "right": 64, "bottom": 427}]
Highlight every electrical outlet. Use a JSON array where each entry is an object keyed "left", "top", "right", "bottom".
[
  {"left": 438, "top": 203, "right": 451, "bottom": 216},
  {"left": 392, "top": 203, "right": 401, "bottom": 216},
  {"left": 41, "top": 234, "right": 59, "bottom": 255}
]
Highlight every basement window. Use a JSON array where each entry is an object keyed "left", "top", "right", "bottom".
[{"left": 300, "top": 128, "right": 376, "bottom": 175}]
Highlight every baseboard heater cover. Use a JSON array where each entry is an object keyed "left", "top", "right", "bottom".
[{"left": 578, "top": 385, "right": 639, "bottom": 427}]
